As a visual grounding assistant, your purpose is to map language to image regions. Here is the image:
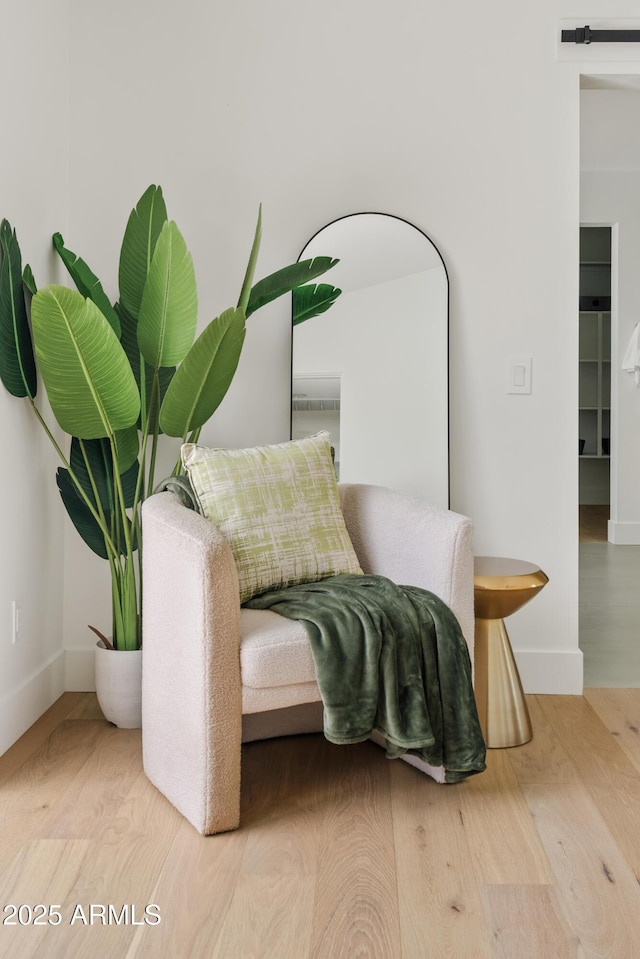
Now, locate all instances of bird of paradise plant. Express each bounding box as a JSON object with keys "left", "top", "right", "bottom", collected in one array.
[{"left": 0, "top": 185, "right": 340, "bottom": 651}]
